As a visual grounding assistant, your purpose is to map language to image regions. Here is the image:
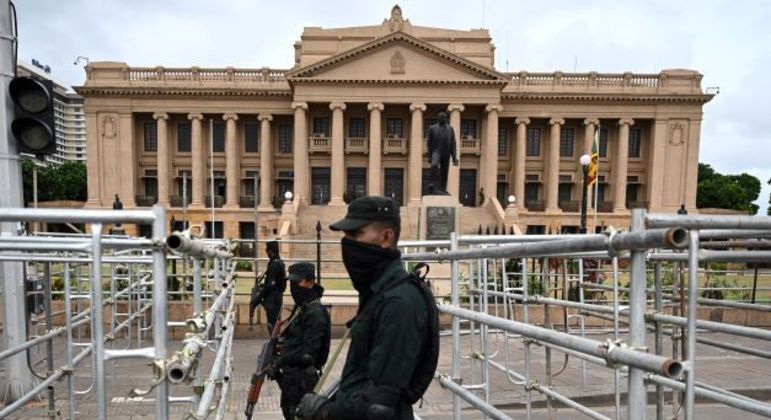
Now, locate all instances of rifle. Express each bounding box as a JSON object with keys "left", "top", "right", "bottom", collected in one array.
[
  {"left": 244, "top": 319, "right": 283, "bottom": 419},
  {"left": 248, "top": 270, "right": 268, "bottom": 329}
]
